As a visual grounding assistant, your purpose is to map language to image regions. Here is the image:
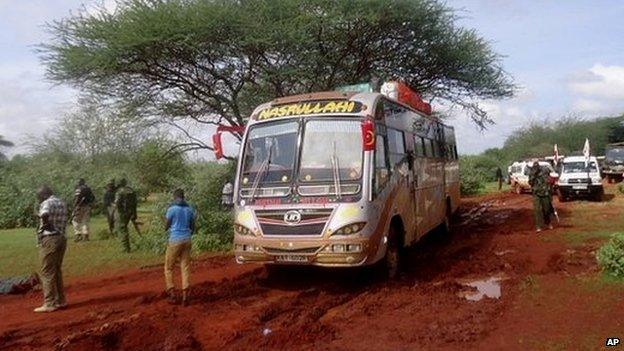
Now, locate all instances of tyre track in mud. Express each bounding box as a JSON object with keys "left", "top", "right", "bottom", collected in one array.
[{"left": 1, "top": 192, "right": 578, "bottom": 350}]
